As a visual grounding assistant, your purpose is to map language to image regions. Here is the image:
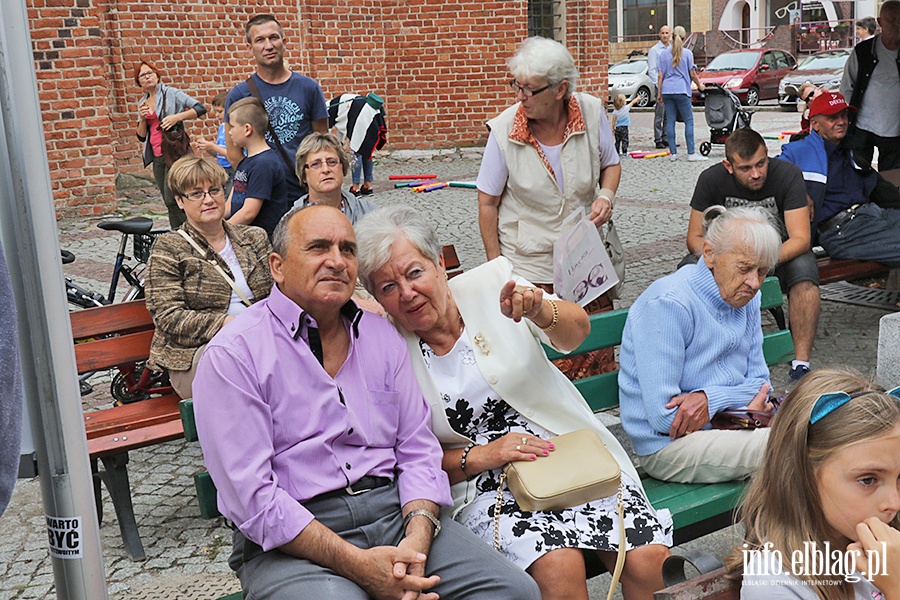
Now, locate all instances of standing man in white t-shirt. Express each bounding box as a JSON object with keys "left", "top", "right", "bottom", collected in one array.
[
  {"left": 647, "top": 26, "right": 671, "bottom": 149},
  {"left": 840, "top": 0, "right": 900, "bottom": 172}
]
